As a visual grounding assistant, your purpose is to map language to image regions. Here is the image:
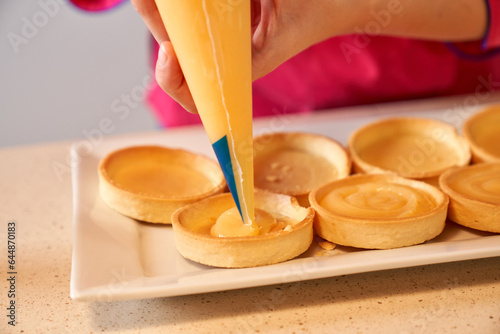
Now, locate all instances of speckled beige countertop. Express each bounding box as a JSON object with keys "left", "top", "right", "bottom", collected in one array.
[{"left": 1, "top": 97, "right": 500, "bottom": 334}]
